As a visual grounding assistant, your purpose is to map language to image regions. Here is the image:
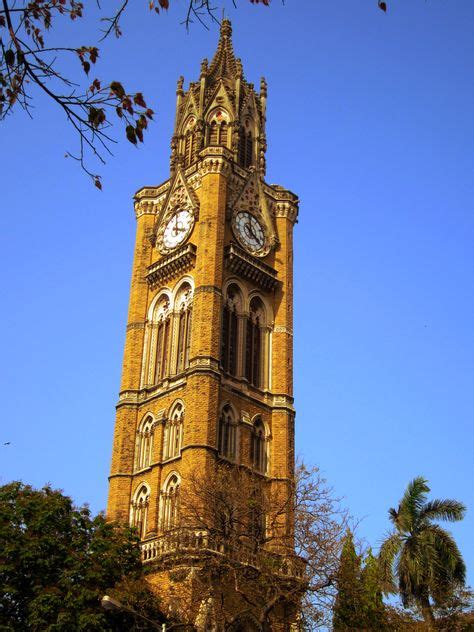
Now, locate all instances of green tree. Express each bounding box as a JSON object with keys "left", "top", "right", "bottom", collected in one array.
[
  {"left": 0, "top": 481, "right": 164, "bottom": 631},
  {"left": 332, "top": 530, "right": 366, "bottom": 630},
  {"left": 361, "top": 549, "right": 387, "bottom": 630},
  {"left": 379, "top": 476, "right": 466, "bottom": 629}
]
